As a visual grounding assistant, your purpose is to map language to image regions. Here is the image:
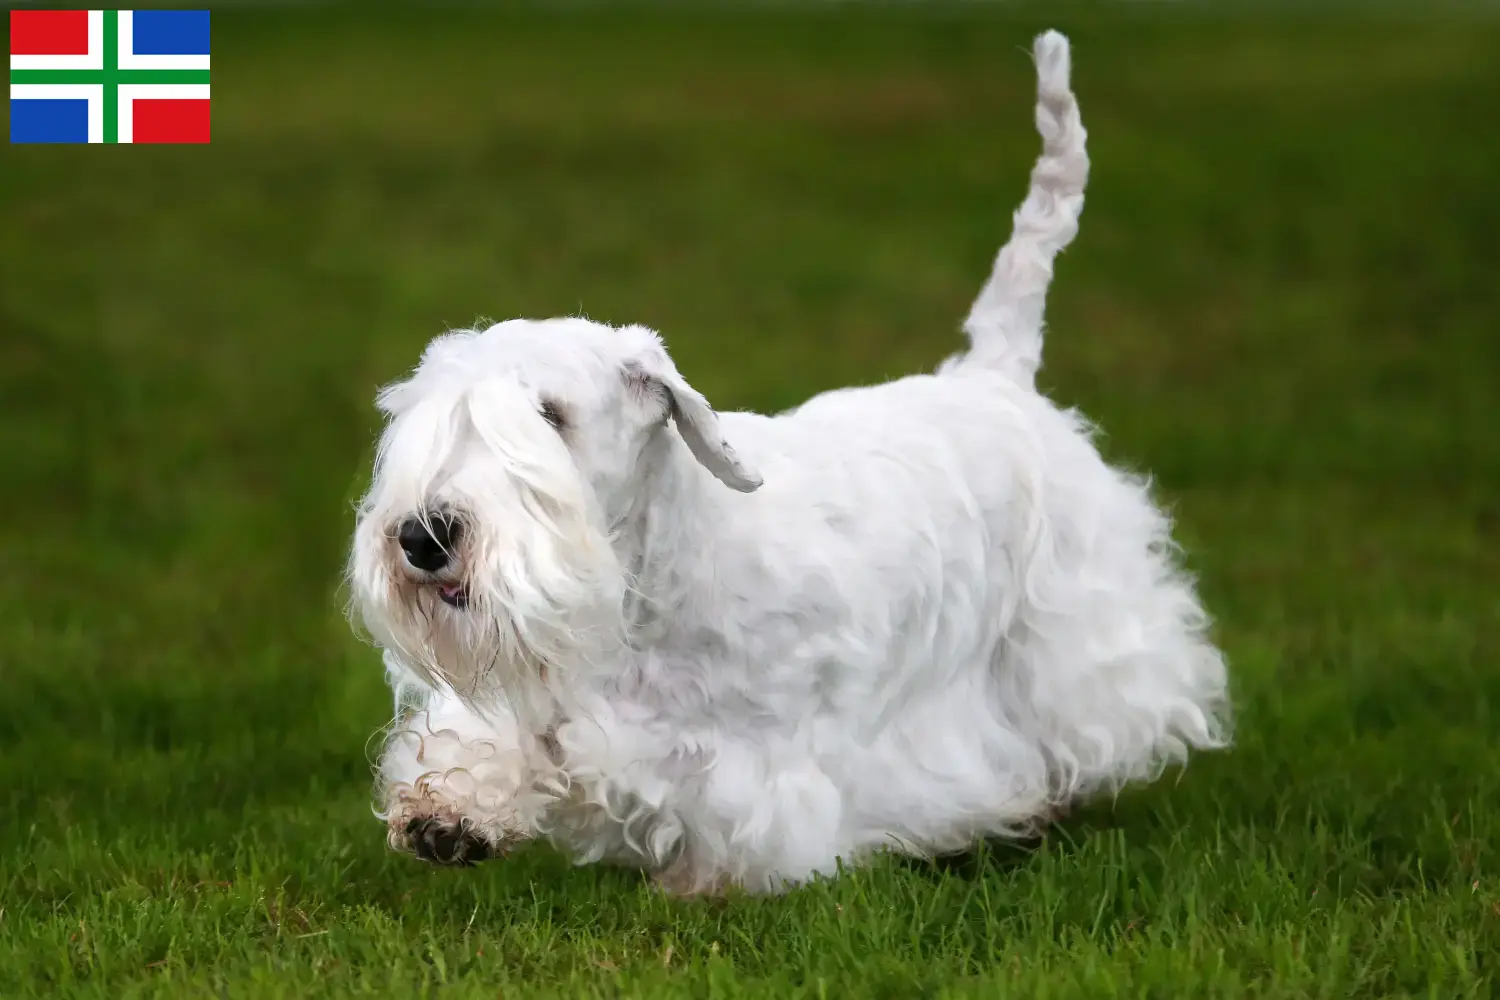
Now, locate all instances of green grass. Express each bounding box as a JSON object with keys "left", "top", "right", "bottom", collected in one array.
[{"left": 3, "top": 4, "right": 1498, "bottom": 996}]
